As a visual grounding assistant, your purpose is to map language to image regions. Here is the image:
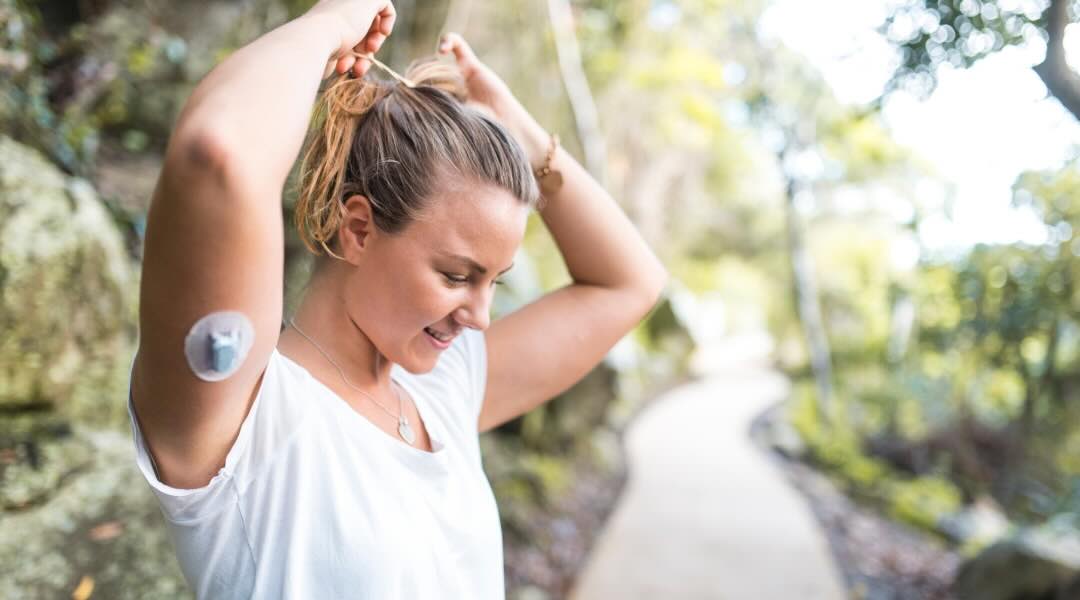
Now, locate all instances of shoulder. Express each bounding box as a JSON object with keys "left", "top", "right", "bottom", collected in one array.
[
  {"left": 441, "top": 327, "right": 487, "bottom": 386},
  {"left": 127, "top": 348, "right": 316, "bottom": 518},
  {"left": 397, "top": 328, "right": 487, "bottom": 424}
]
